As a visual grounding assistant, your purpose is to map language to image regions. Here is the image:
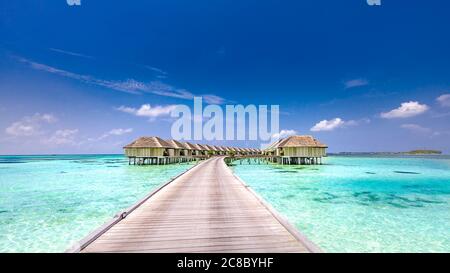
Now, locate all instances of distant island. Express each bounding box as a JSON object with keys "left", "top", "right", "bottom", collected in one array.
[
  {"left": 403, "top": 150, "right": 442, "bottom": 155},
  {"left": 330, "top": 150, "right": 442, "bottom": 156}
]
